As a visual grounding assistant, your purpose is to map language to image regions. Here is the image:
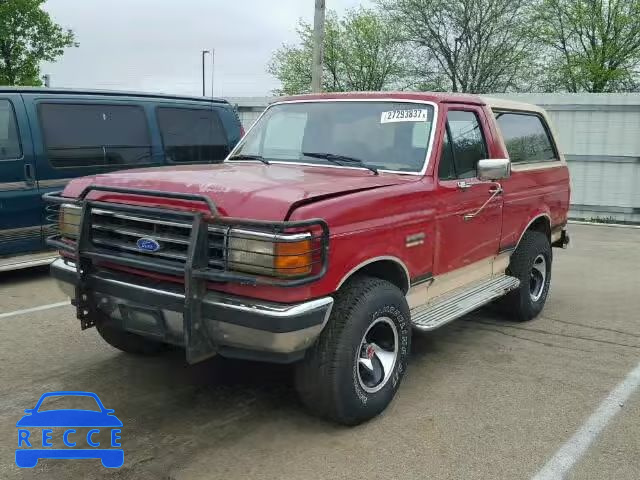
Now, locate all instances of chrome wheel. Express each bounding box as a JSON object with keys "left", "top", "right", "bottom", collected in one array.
[
  {"left": 529, "top": 254, "right": 547, "bottom": 302},
  {"left": 356, "top": 317, "right": 399, "bottom": 394}
]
